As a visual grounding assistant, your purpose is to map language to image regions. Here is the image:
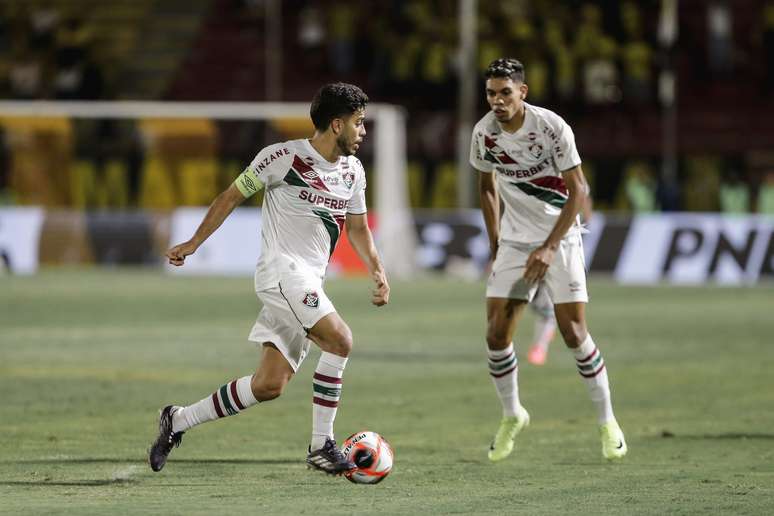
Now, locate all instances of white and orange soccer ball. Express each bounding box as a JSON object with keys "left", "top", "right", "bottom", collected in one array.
[{"left": 342, "top": 431, "right": 393, "bottom": 484}]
